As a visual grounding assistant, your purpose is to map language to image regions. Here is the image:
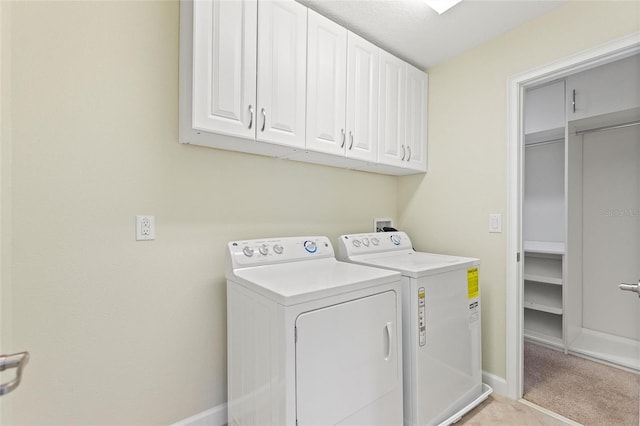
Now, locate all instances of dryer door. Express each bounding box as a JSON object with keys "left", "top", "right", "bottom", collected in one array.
[{"left": 295, "top": 290, "right": 400, "bottom": 425}]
